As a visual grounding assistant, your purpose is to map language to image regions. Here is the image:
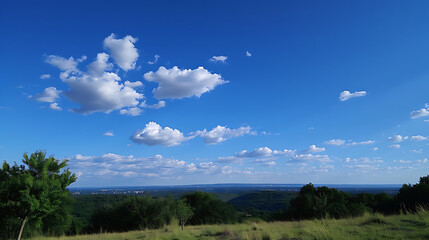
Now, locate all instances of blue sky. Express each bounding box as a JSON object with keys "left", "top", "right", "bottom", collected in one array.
[{"left": 1, "top": 0, "right": 429, "bottom": 187}]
